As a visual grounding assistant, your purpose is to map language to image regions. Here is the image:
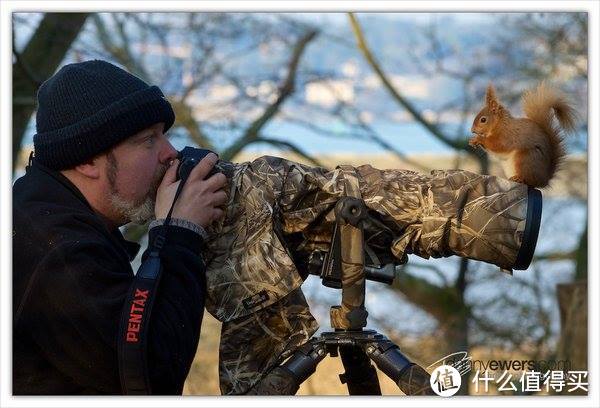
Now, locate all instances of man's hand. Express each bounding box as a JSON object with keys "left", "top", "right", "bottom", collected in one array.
[{"left": 155, "top": 153, "right": 228, "bottom": 228}]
